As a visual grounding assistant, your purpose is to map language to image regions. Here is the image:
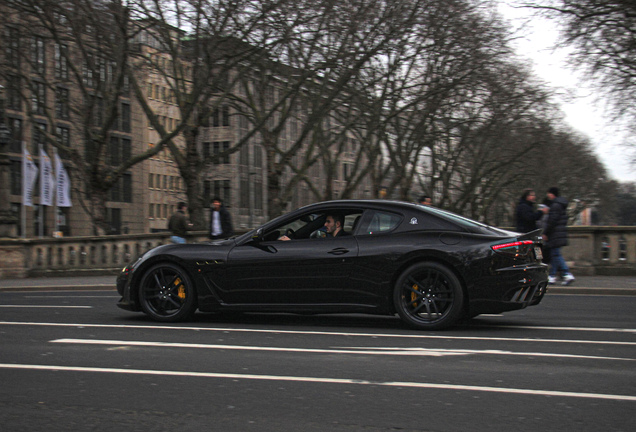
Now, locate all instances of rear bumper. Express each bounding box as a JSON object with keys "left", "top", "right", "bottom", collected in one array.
[{"left": 469, "top": 262, "right": 548, "bottom": 315}]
